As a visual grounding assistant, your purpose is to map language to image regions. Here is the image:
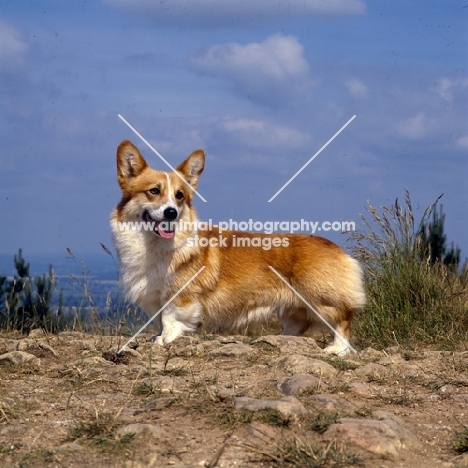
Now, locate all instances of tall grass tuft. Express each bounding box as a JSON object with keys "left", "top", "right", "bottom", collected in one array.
[{"left": 349, "top": 190, "right": 468, "bottom": 350}]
